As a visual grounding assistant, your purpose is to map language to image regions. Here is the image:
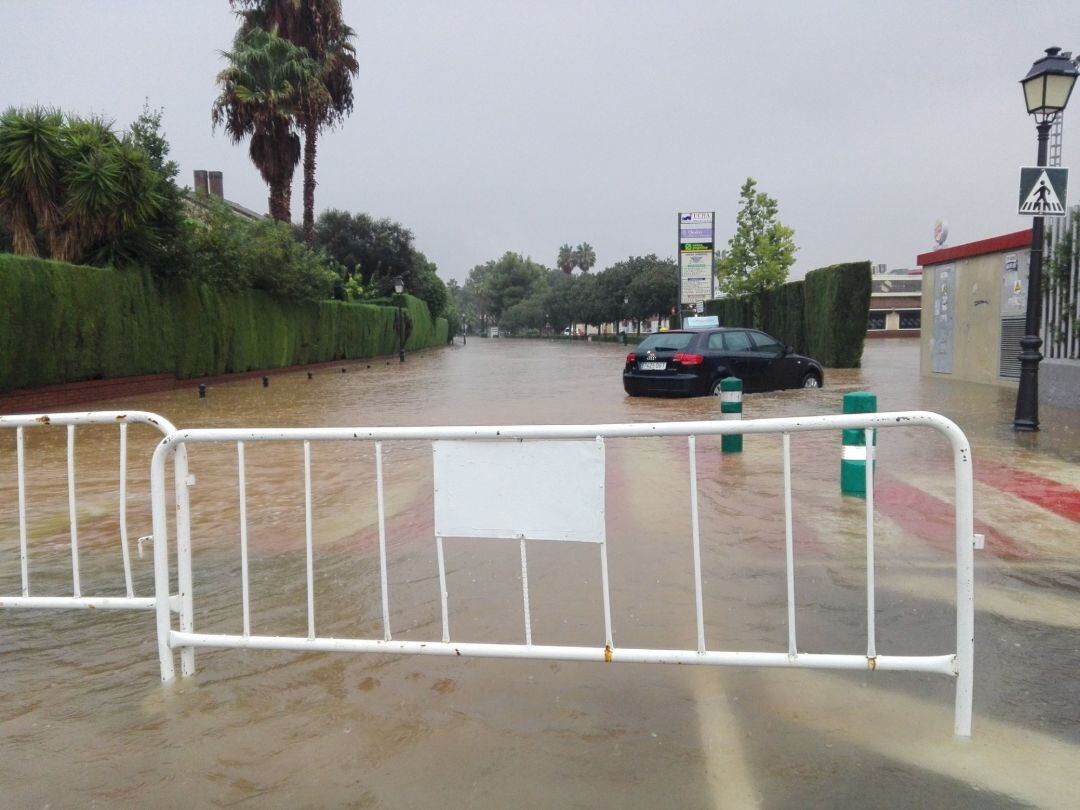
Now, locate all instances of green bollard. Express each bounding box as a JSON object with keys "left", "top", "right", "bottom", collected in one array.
[
  {"left": 720, "top": 377, "right": 743, "bottom": 454},
  {"left": 841, "top": 391, "right": 877, "bottom": 497}
]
